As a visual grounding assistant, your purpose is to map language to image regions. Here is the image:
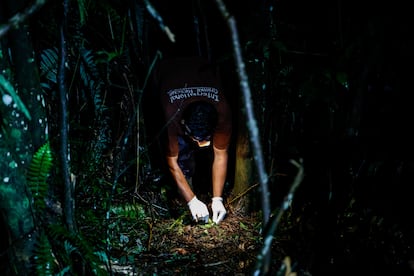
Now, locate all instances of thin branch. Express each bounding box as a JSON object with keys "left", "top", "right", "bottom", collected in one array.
[
  {"left": 203, "top": 260, "right": 230, "bottom": 267},
  {"left": 228, "top": 171, "right": 289, "bottom": 205},
  {"left": 227, "top": 183, "right": 259, "bottom": 205},
  {"left": 143, "top": 0, "right": 175, "bottom": 43},
  {"left": 253, "top": 159, "right": 304, "bottom": 276},
  {"left": 213, "top": 0, "right": 271, "bottom": 225},
  {"left": 0, "top": 0, "right": 47, "bottom": 39}
]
